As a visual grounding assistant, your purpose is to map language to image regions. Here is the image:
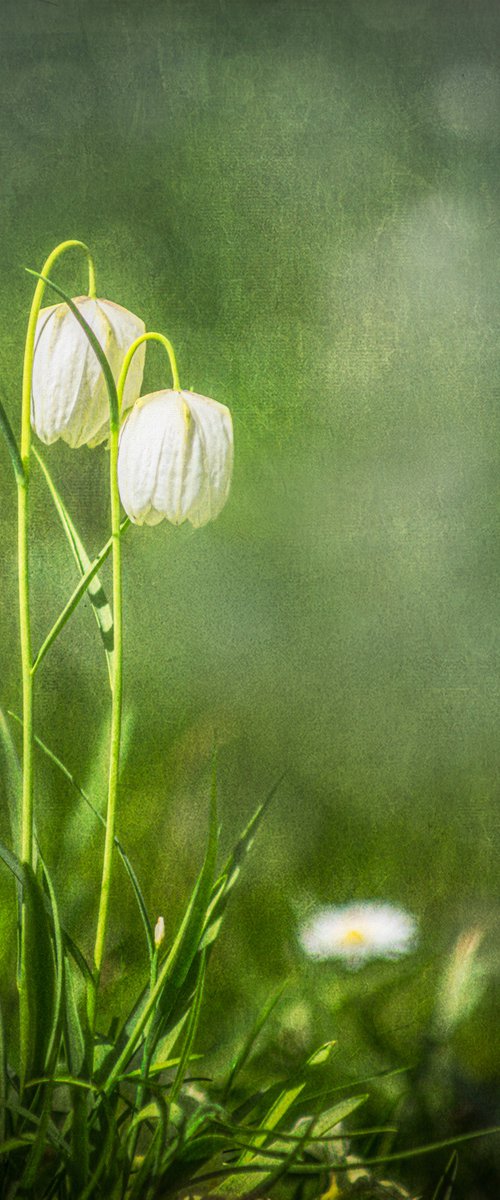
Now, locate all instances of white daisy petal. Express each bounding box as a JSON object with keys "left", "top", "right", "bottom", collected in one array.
[{"left": 299, "top": 901, "right": 417, "bottom": 967}]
